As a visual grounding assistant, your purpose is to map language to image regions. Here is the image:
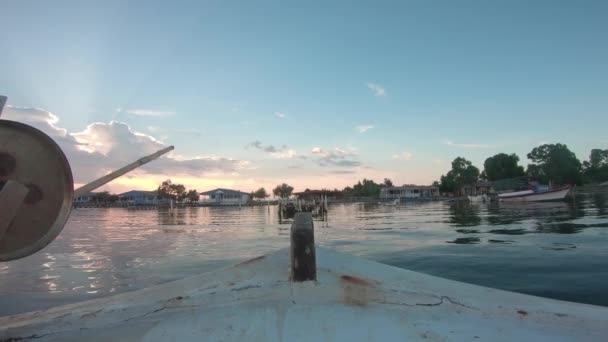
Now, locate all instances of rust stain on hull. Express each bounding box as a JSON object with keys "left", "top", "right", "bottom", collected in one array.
[
  {"left": 340, "top": 274, "right": 379, "bottom": 307},
  {"left": 340, "top": 275, "right": 378, "bottom": 286}
]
